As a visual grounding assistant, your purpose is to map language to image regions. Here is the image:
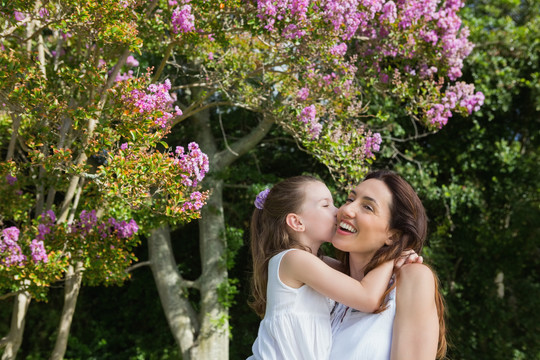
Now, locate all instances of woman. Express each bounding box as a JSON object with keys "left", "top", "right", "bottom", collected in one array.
[{"left": 329, "top": 170, "right": 446, "bottom": 360}]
